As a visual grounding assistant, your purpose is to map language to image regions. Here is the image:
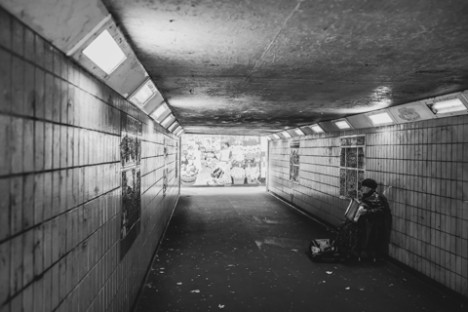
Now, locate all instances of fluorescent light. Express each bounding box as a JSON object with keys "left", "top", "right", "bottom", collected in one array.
[
  {"left": 168, "top": 122, "right": 179, "bottom": 132},
  {"left": 334, "top": 120, "right": 351, "bottom": 130},
  {"left": 368, "top": 112, "right": 394, "bottom": 125},
  {"left": 294, "top": 129, "right": 304, "bottom": 136},
  {"left": 82, "top": 30, "right": 127, "bottom": 74},
  {"left": 161, "top": 114, "right": 175, "bottom": 128},
  {"left": 174, "top": 126, "right": 182, "bottom": 133},
  {"left": 273, "top": 134, "right": 280, "bottom": 140},
  {"left": 151, "top": 104, "right": 169, "bottom": 121},
  {"left": 282, "top": 131, "right": 291, "bottom": 138},
  {"left": 310, "top": 124, "right": 324, "bottom": 133},
  {"left": 430, "top": 98, "right": 467, "bottom": 115},
  {"left": 129, "top": 80, "right": 157, "bottom": 107}
]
